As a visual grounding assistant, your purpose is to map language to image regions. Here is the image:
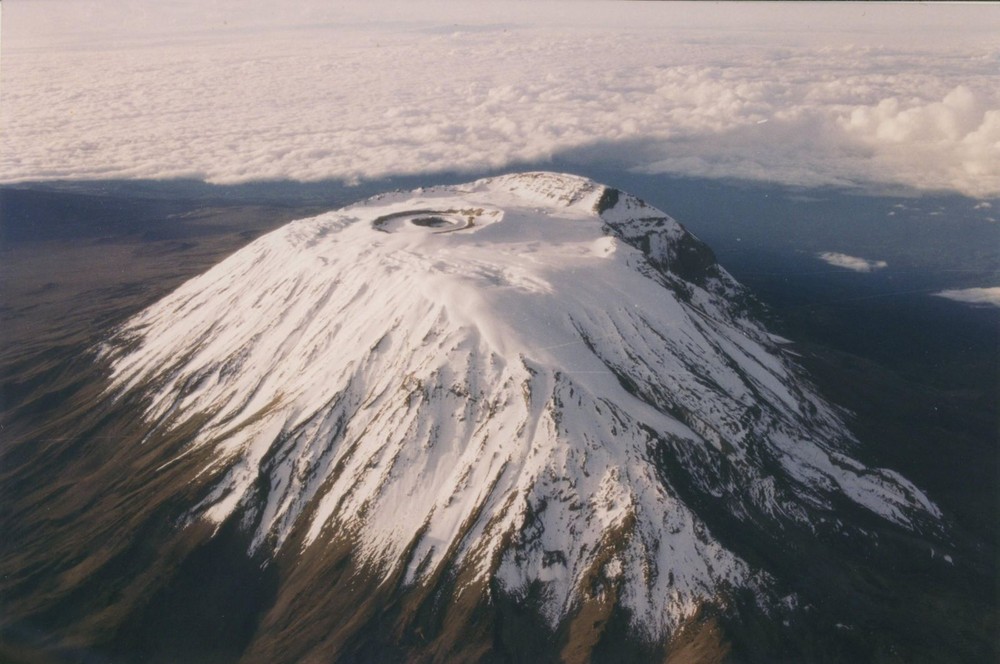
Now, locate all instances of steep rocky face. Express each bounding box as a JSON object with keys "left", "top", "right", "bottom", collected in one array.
[{"left": 1, "top": 172, "right": 965, "bottom": 663}]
